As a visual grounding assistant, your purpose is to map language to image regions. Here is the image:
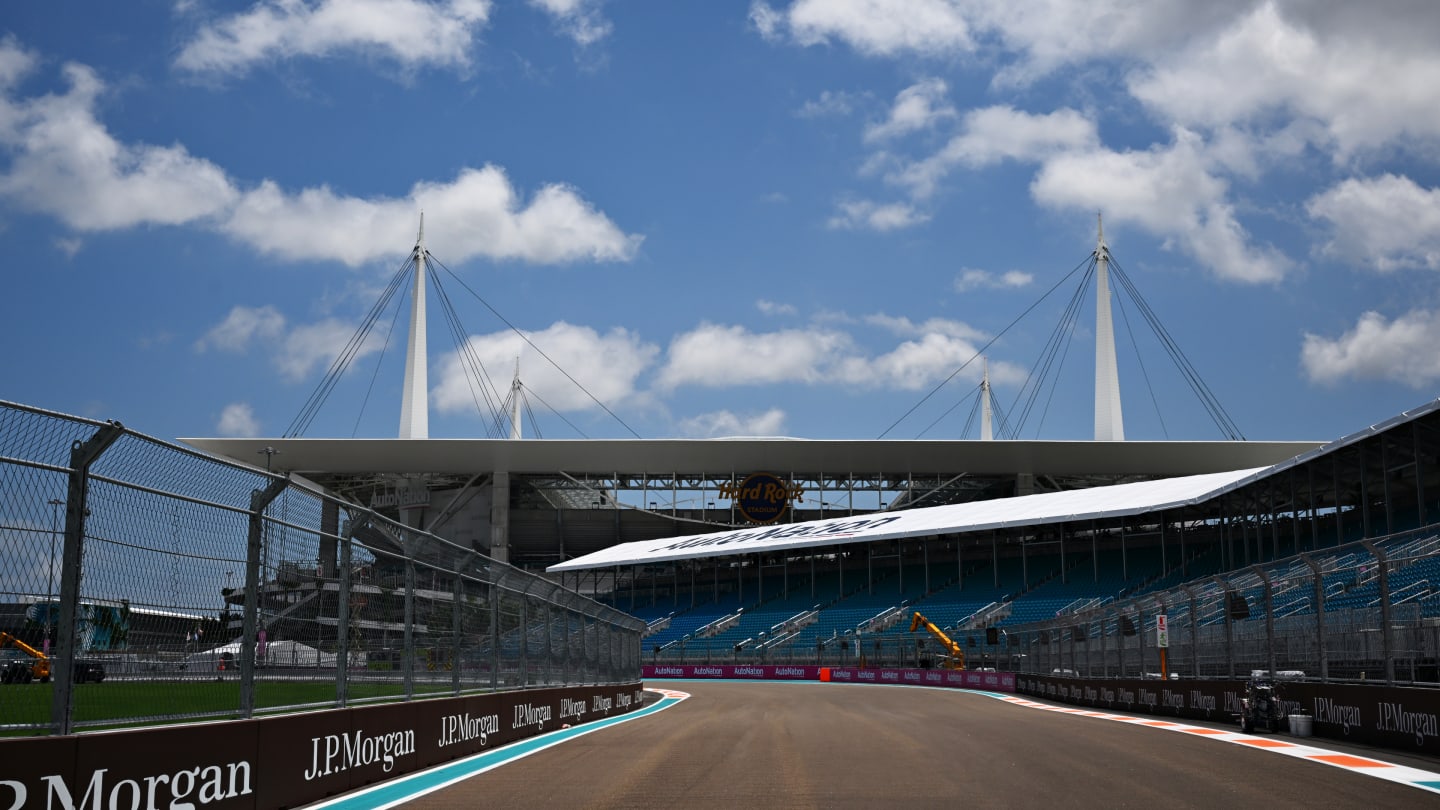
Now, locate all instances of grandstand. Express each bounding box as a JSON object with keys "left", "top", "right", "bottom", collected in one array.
[{"left": 559, "top": 398, "right": 1440, "bottom": 682}]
